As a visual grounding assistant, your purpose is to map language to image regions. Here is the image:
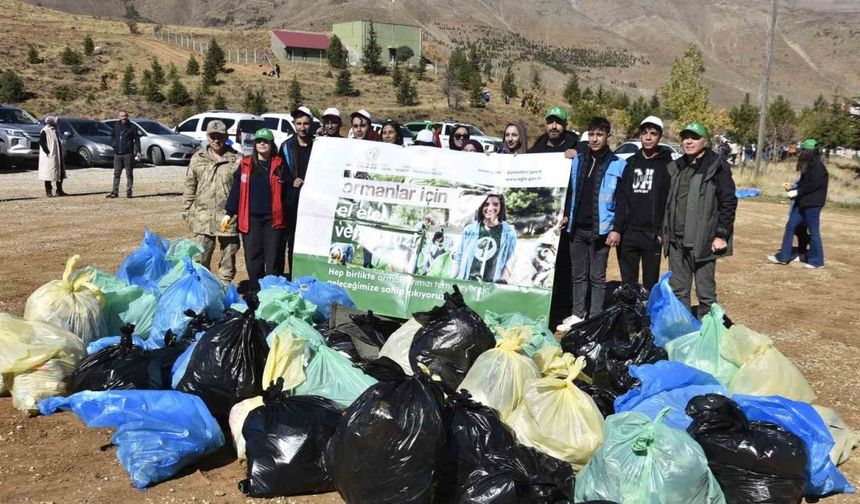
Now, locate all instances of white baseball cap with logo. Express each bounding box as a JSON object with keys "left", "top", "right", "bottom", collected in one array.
[
  {"left": 350, "top": 109, "right": 372, "bottom": 124},
  {"left": 322, "top": 107, "right": 341, "bottom": 119},
  {"left": 640, "top": 115, "right": 664, "bottom": 131}
]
